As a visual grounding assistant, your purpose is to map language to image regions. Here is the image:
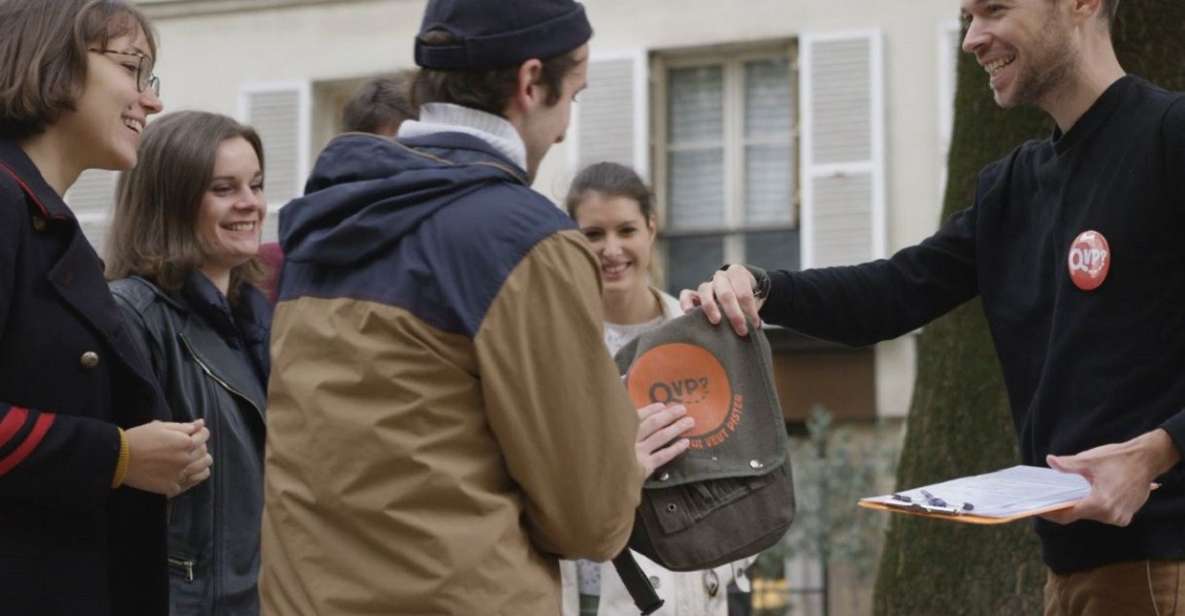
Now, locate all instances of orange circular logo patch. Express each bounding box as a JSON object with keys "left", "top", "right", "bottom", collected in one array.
[
  {"left": 1068, "top": 230, "right": 1110, "bottom": 291},
  {"left": 626, "top": 343, "right": 733, "bottom": 444}
]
